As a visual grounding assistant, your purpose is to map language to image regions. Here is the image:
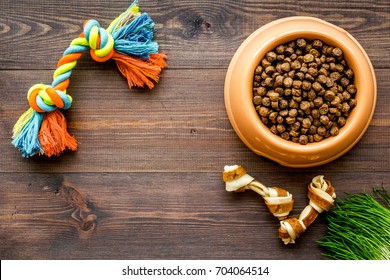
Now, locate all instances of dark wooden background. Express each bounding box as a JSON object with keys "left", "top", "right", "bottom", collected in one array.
[{"left": 0, "top": 0, "right": 389, "bottom": 260}]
